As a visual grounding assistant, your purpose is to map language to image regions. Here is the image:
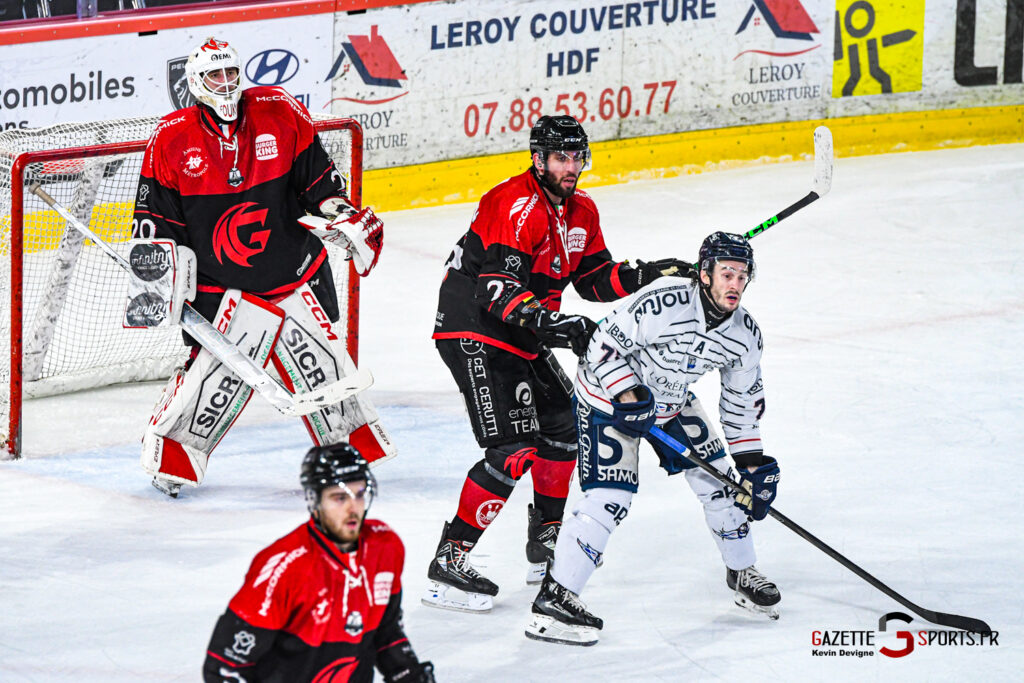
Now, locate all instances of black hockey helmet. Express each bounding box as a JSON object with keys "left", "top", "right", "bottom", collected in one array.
[
  {"left": 530, "top": 115, "right": 591, "bottom": 169},
  {"left": 698, "top": 231, "right": 755, "bottom": 280},
  {"left": 300, "top": 442, "right": 376, "bottom": 516}
]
